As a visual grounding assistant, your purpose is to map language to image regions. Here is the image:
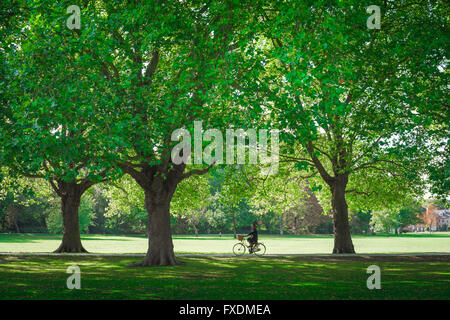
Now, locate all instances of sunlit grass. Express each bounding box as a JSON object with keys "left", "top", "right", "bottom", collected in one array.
[
  {"left": 1, "top": 233, "right": 449, "bottom": 254},
  {"left": 0, "top": 255, "right": 448, "bottom": 299}
]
